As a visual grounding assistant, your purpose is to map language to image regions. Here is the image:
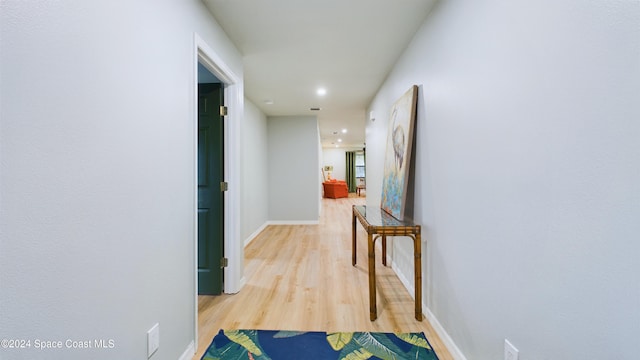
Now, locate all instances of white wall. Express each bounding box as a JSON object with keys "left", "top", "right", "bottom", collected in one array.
[
  {"left": 317, "top": 126, "right": 324, "bottom": 215},
  {"left": 0, "top": 1, "right": 242, "bottom": 359},
  {"left": 242, "top": 99, "right": 269, "bottom": 242},
  {"left": 367, "top": 1, "right": 640, "bottom": 359},
  {"left": 267, "top": 116, "right": 320, "bottom": 222},
  {"left": 321, "top": 147, "right": 361, "bottom": 181}
]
